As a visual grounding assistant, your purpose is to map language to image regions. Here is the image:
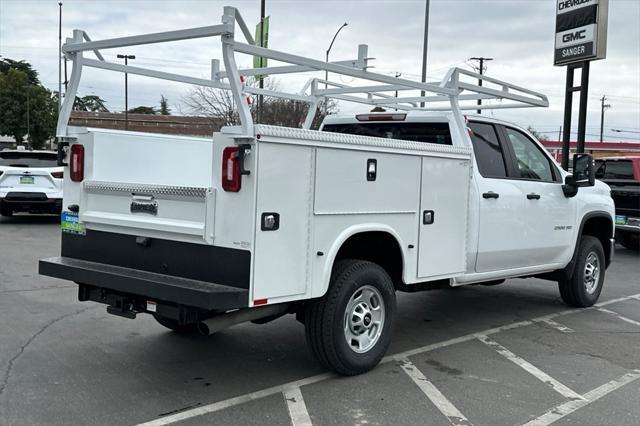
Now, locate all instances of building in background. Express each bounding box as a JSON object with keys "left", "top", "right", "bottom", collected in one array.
[
  {"left": 69, "top": 111, "right": 222, "bottom": 137},
  {"left": 542, "top": 140, "right": 640, "bottom": 162}
]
